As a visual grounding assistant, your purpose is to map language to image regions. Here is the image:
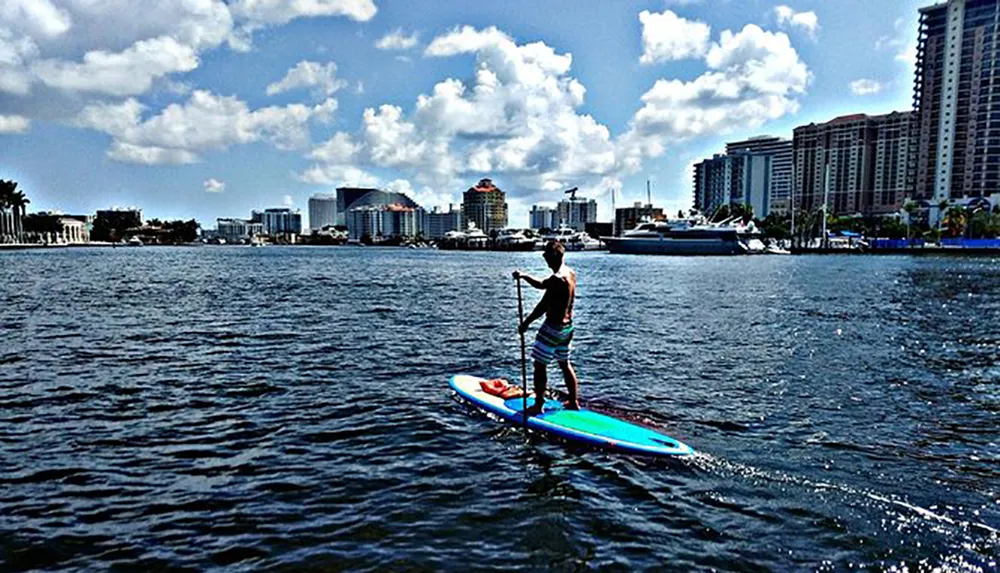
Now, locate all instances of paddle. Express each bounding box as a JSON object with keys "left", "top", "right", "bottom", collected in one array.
[{"left": 515, "top": 275, "right": 528, "bottom": 433}]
